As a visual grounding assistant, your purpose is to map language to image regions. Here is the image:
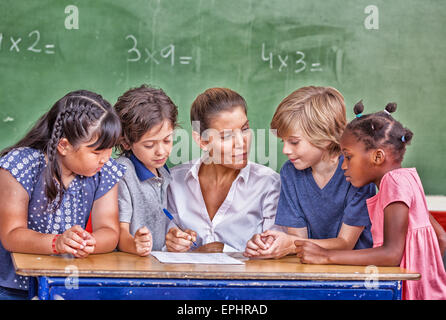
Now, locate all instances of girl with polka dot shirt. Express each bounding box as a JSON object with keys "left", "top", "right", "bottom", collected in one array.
[{"left": 0, "top": 90, "right": 126, "bottom": 299}]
